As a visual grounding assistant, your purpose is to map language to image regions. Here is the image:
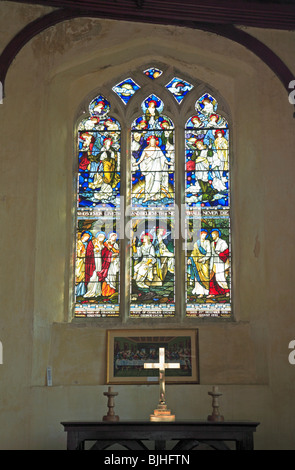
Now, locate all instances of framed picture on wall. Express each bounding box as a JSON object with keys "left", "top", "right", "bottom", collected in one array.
[{"left": 106, "top": 329, "right": 199, "bottom": 384}]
